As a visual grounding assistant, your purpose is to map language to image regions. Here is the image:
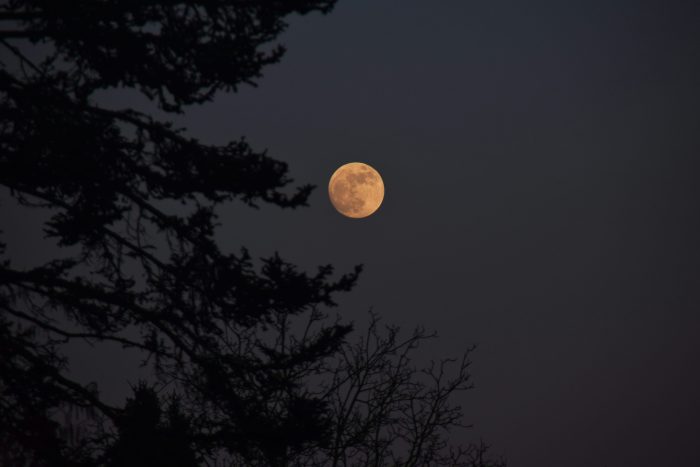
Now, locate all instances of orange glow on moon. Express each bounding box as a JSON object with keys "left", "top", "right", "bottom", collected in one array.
[{"left": 328, "top": 162, "right": 384, "bottom": 218}]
